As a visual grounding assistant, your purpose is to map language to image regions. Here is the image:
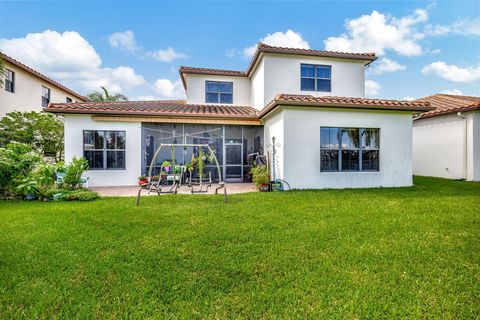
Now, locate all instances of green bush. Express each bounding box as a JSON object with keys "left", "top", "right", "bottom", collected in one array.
[
  {"left": 0, "top": 143, "right": 41, "bottom": 197},
  {"left": 58, "top": 189, "right": 99, "bottom": 201},
  {"left": 62, "top": 157, "right": 89, "bottom": 190},
  {"left": 250, "top": 165, "right": 270, "bottom": 189}
]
